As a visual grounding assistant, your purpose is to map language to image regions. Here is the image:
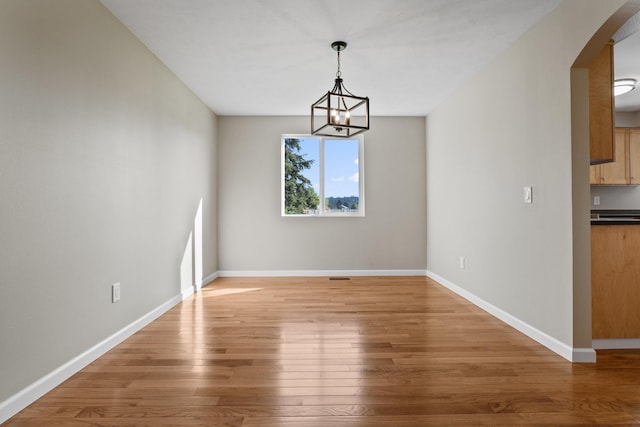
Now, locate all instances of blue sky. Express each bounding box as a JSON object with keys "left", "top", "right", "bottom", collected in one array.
[{"left": 297, "top": 137, "right": 359, "bottom": 198}]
